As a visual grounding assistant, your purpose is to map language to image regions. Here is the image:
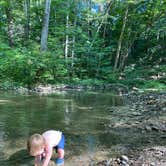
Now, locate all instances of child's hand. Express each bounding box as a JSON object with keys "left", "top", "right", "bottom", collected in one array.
[{"left": 35, "top": 161, "right": 43, "bottom": 166}]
